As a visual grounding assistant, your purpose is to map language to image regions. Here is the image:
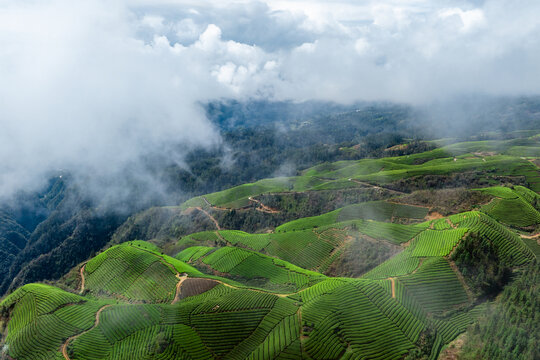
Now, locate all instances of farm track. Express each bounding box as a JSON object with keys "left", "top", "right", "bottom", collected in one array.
[
  {"left": 79, "top": 264, "right": 86, "bottom": 294},
  {"left": 248, "top": 196, "right": 281, "bottom": 213},
  {"left": 387, "top": 277, "right": 396, "bottom": 298},
  {"left": 211, "top": 278, "right": 296, "bottom": 298},
  {"left": 411, "top": 258, "right": 425, "bottom": 275},
  {"left": 520, "top": 232, "right": 540, "bottom": 239},
  {"left": 446, "top": 219, "right": 457, "bottom": 229},
  {"left": 202, "top": 197, "right": 230, "bottom": 211},
  {"left": 194, "top": 206, "right": 221, "bottom": 230},
  {"left": 347, "top": 179, "right": 406, "bottom": 194},
  {"left": 215, "top": 231, "right": 234, "bottom": 246},
  {"left": 61, "top": 304, "right": 112, "bottom": 360}
]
